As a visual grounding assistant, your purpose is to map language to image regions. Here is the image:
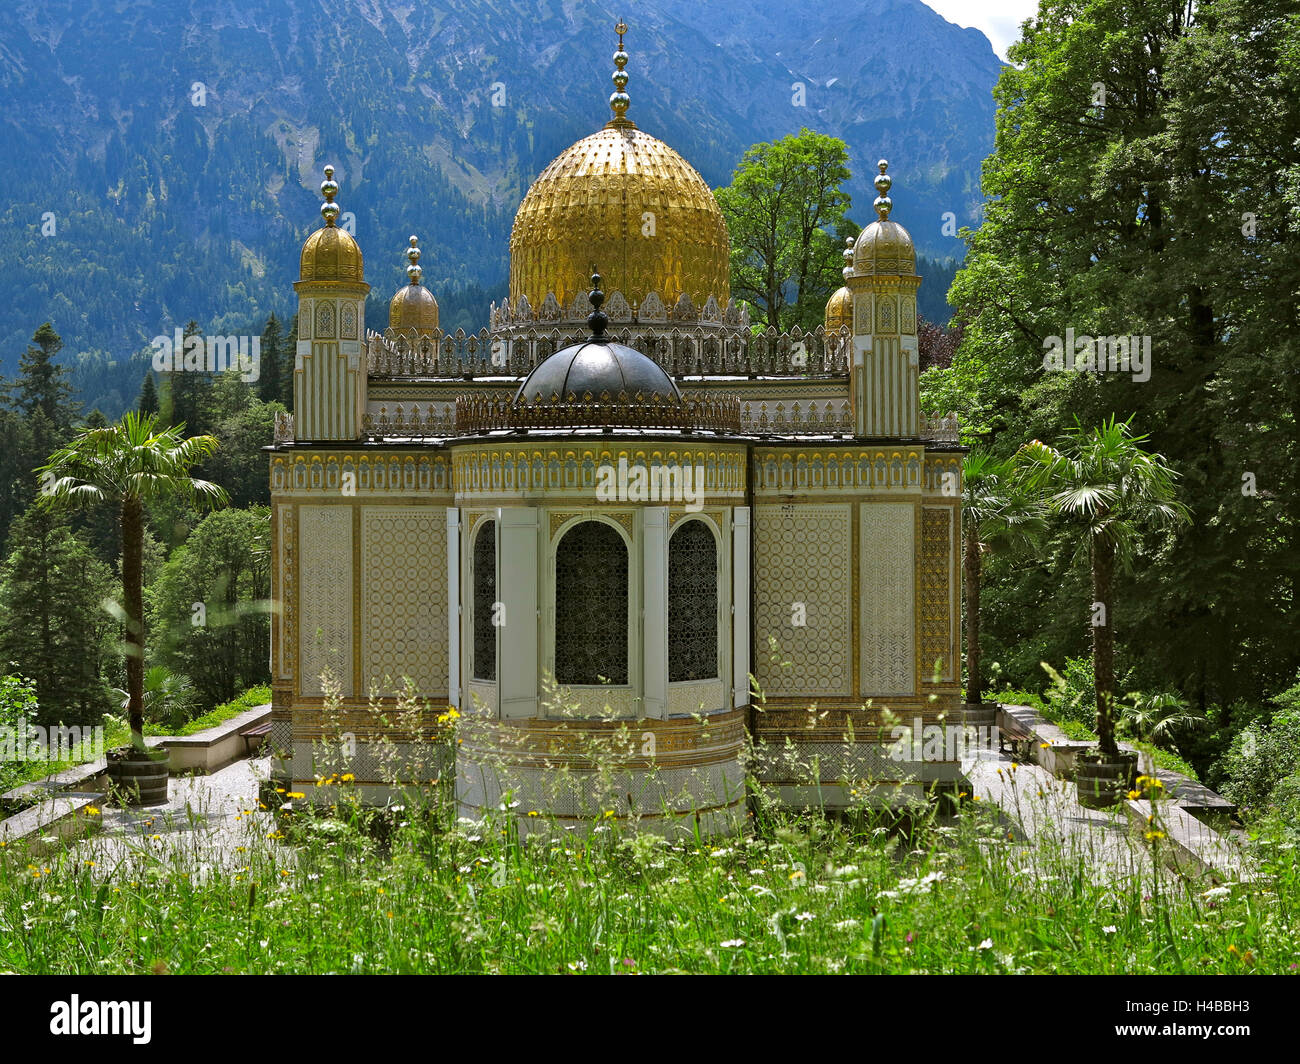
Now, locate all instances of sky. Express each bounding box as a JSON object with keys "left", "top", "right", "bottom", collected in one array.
[{"left": 921, "top": 0, "right": 1043, "bottom": 61}]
